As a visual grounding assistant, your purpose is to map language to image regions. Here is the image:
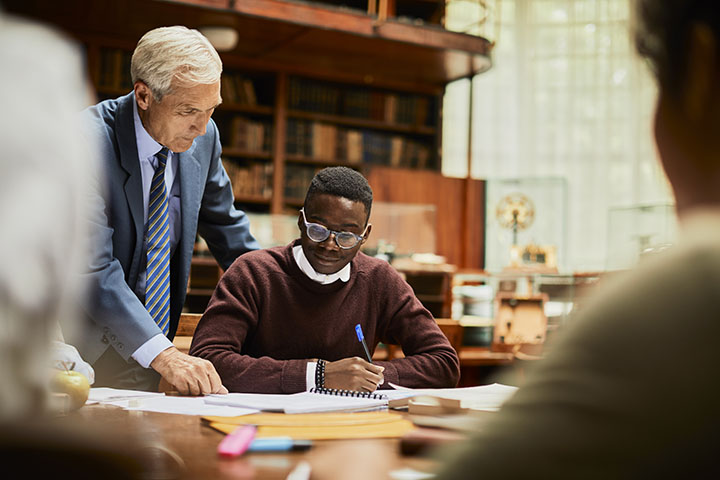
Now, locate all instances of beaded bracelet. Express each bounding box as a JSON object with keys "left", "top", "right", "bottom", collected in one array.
[{"left": 315, "top": 359, "right": 326, "bottom": 389}]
